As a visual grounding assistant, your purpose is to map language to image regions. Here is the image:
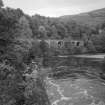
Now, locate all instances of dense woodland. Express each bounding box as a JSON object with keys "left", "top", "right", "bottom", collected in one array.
[{"left": 0, "top": 0, "right": 105, "bottom": 104}]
